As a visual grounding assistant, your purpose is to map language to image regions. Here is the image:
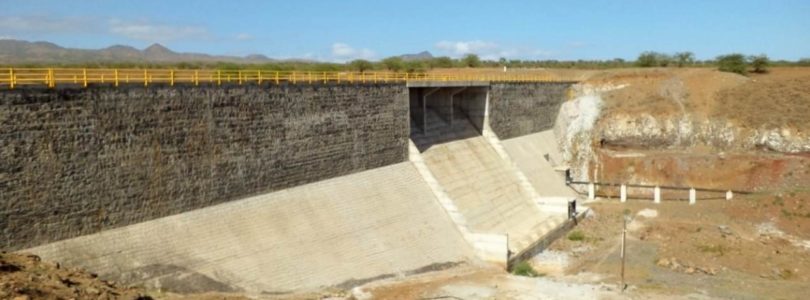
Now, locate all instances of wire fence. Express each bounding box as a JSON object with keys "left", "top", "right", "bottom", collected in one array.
[{"left": 0, "top": 68, "right": 575, "bottom": 89}]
